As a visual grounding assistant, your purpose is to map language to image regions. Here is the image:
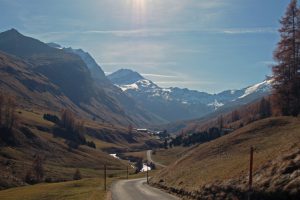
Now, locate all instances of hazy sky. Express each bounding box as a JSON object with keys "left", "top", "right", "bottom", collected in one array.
[{"left": 0, "top": 0, "right": 291, "bottom": 93}]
